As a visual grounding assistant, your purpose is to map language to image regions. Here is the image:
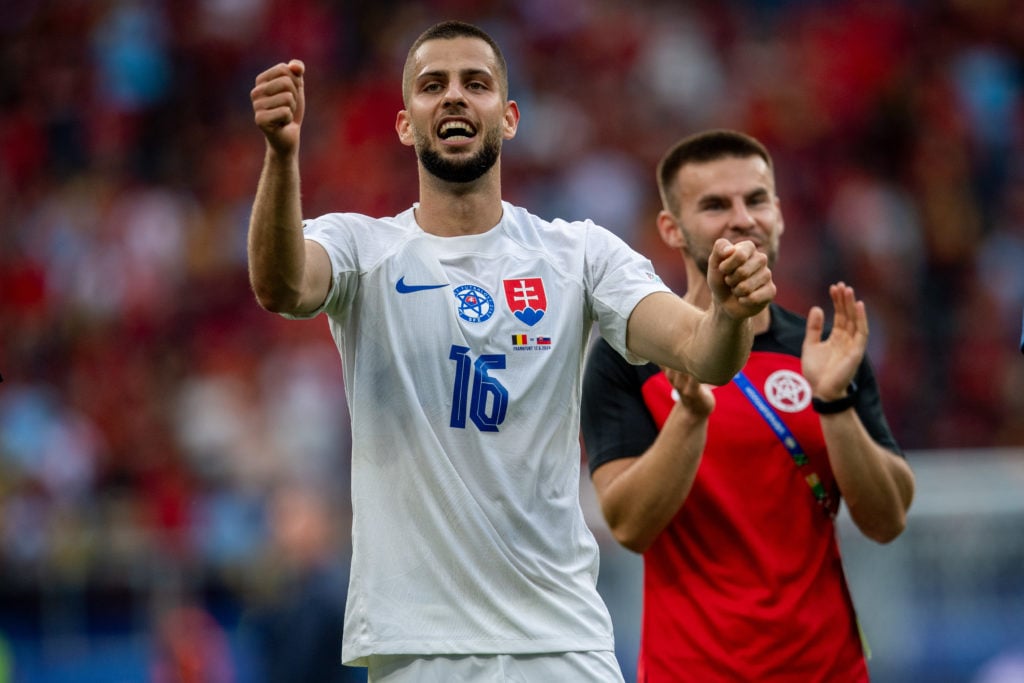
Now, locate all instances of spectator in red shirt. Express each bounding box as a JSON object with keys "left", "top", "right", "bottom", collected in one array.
[{"left": 582, "top": 129, "right": 915, "bottom": 682}]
